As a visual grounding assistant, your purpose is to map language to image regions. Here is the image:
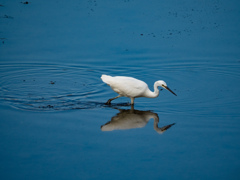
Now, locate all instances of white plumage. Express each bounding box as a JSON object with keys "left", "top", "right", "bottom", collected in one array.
[
  {"left": 101, "top": 74, "right": 176, "bottom": 105},
  {"left": 101, "top": 75, "right": 147, "bottom": 97}
]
